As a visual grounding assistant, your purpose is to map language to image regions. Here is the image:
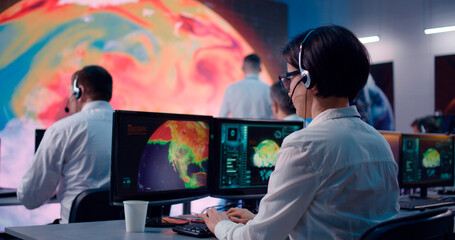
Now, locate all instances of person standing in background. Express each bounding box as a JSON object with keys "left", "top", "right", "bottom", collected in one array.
[
  {"left": 18, "top": 65, "right": 114, "bottom": 224},
  {"left": 219, "top": 54, "right": 273, "bottom": 119}
]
